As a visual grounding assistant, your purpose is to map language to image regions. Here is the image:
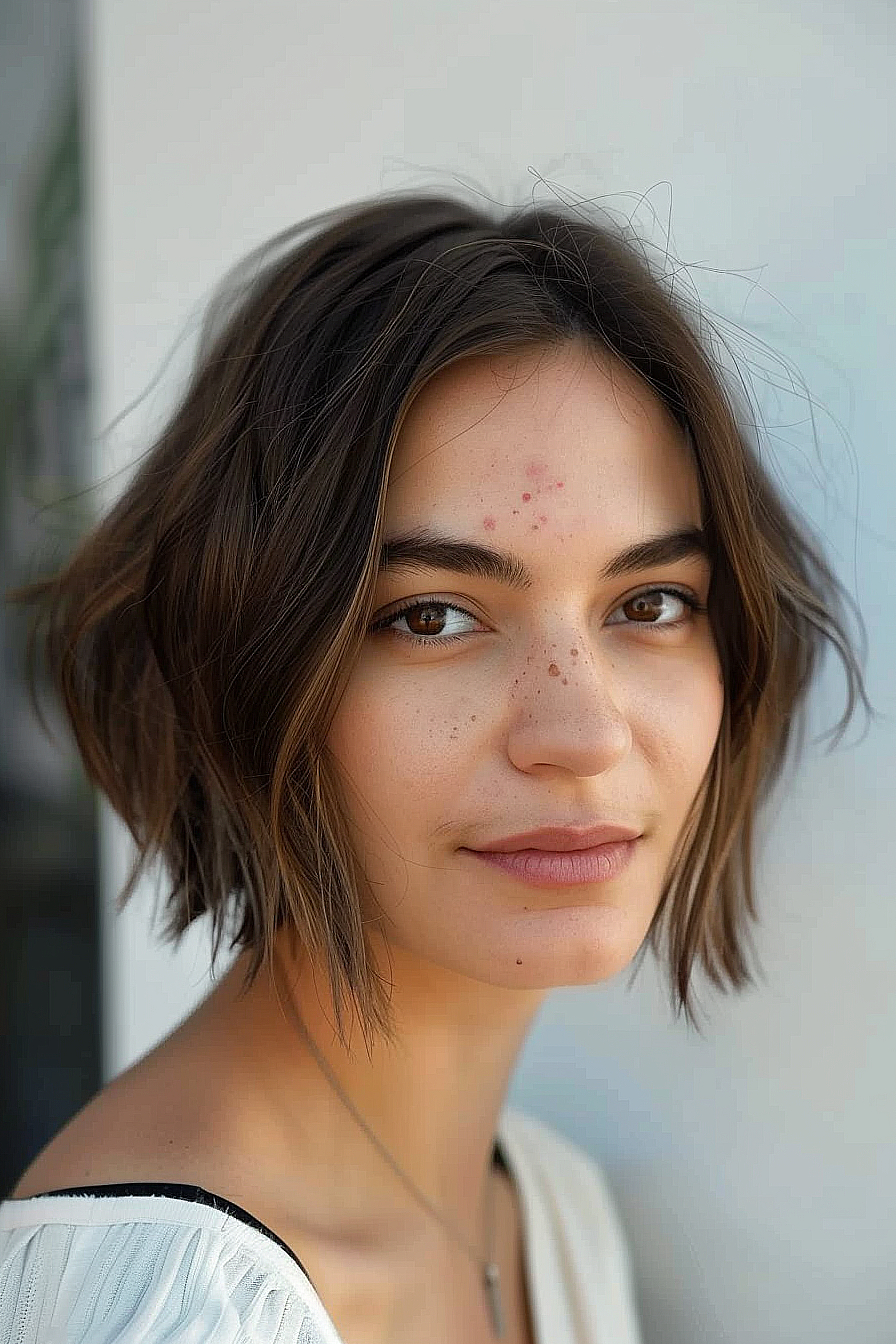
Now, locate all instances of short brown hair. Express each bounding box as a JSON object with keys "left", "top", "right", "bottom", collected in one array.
[{"left": 6, "top": 188, "right": 875, "bottom": 1053}]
